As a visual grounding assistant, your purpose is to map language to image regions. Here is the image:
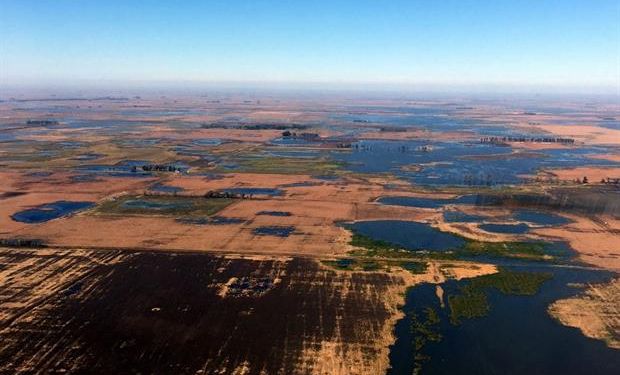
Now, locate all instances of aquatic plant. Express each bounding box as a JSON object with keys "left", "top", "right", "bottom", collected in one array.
[
  {"left": 448, "top": 269, "right": 552, "bottom": 324},
  {"left": 410, "top": 307, "right": 442, "bottom": 374}
]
